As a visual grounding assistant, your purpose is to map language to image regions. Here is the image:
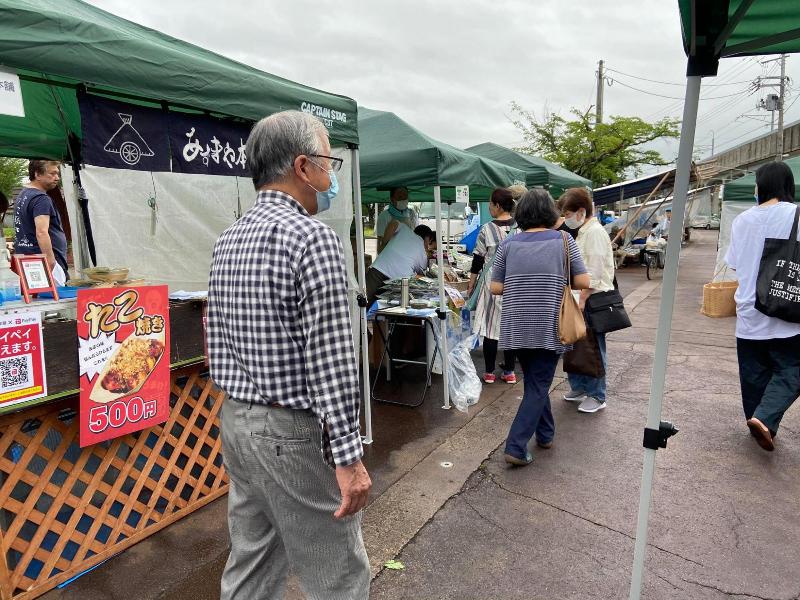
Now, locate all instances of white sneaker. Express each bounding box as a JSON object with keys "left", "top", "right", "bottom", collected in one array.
[
  {"left": 578, "top": 397, "right": 607, "bottom": 413},
  {"left": 563, "top": 390, "right": 587, "bottom": 402}
]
